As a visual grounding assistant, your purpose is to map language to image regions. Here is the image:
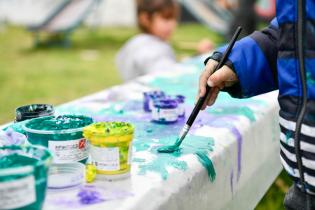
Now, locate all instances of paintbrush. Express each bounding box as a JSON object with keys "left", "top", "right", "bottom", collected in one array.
[{"left": 158, "top": 26, "right": 242, "bottom": 153}]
